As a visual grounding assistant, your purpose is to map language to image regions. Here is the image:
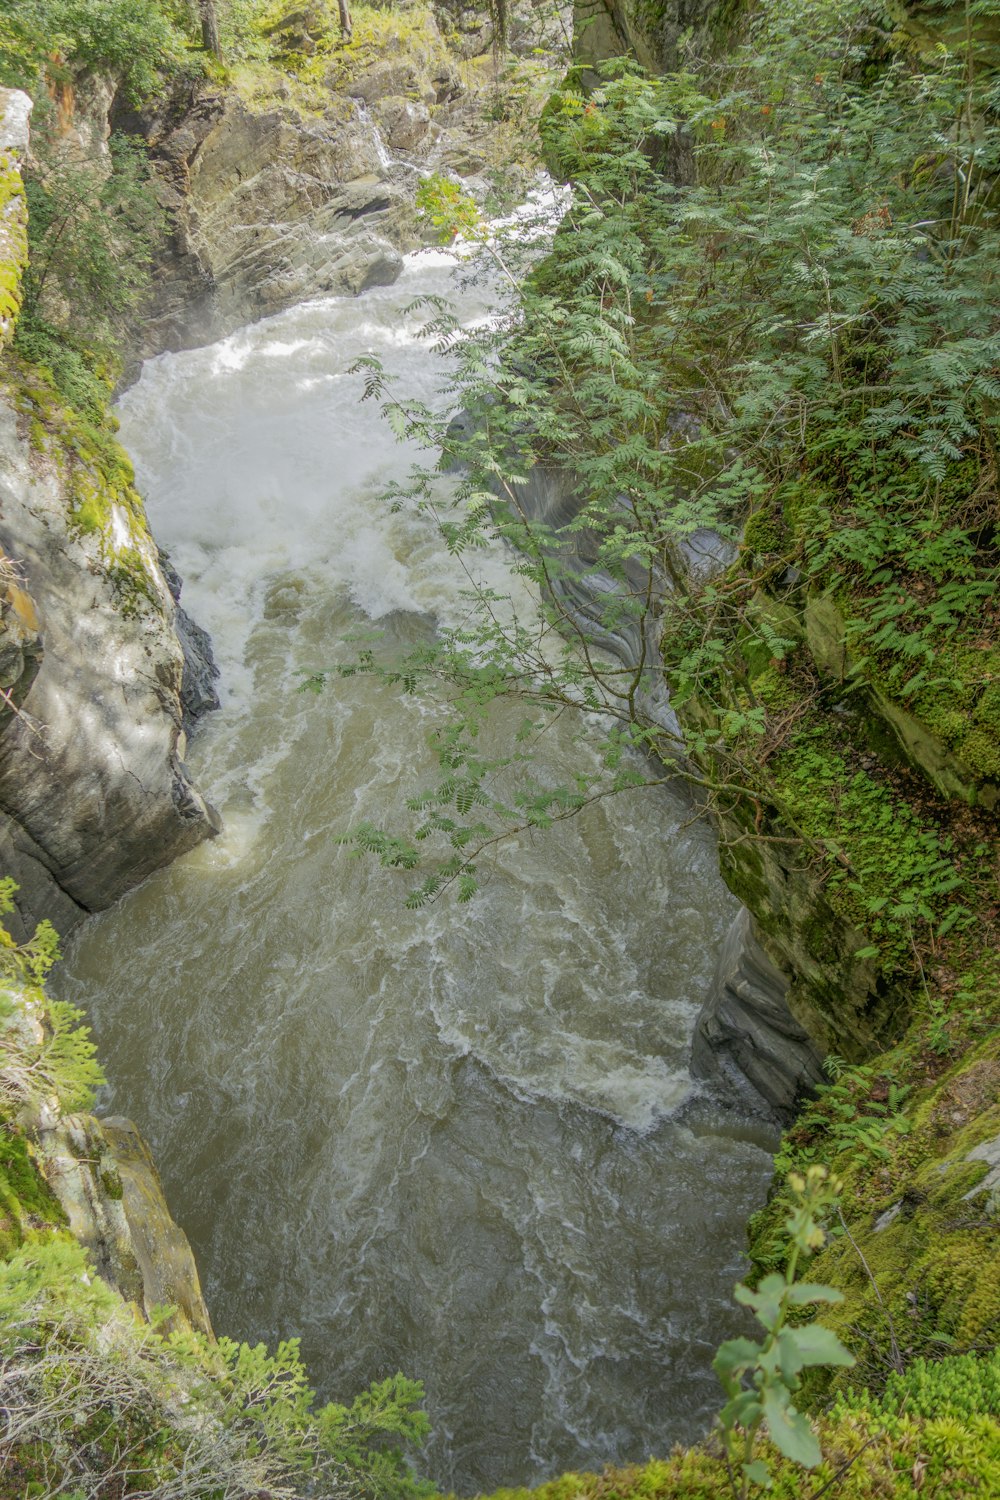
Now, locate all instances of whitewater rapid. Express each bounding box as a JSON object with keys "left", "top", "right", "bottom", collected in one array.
[{"left": 54, "top": 235, "right": 774, "bottom": 1492}]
